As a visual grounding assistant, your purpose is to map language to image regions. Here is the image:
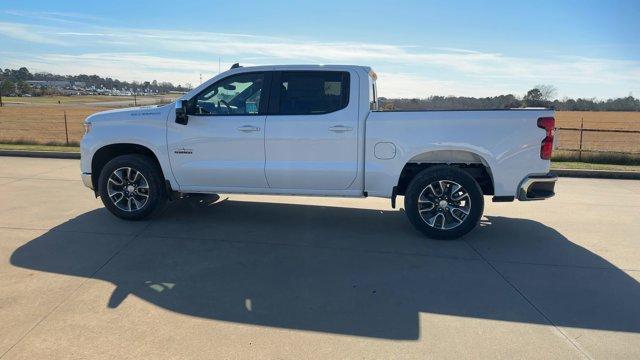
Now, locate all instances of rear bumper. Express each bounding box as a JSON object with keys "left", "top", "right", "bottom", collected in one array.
[
  {"left": 518, "top": 173, "right": 557, "bottom": 201},
  {"left": 81, "top": 172, "right": 93, "bottom": 190}
]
